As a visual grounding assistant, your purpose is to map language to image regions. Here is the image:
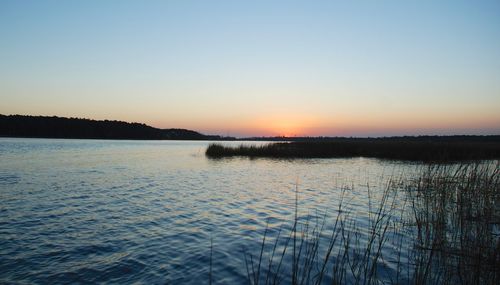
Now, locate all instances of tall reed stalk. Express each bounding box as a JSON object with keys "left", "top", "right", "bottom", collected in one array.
[
  {"left": 215, "top": 162, "right": 499, "bottom": 284},
  {"left": 406, "top": 163, "right": 500, "bottom": 284}
]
